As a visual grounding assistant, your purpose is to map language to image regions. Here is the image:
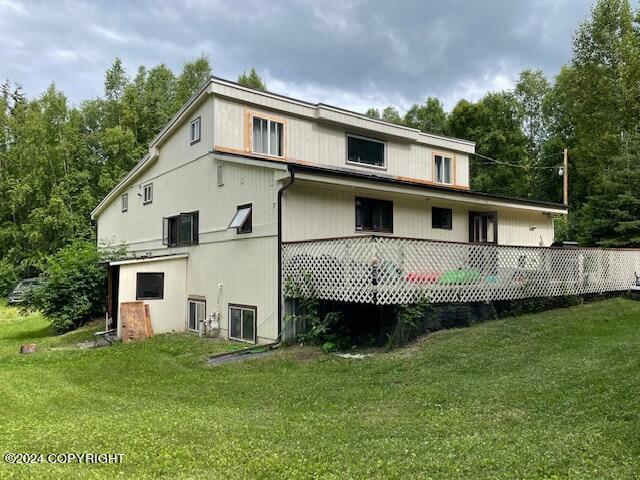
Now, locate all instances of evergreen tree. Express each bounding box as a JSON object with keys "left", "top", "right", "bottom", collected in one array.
[
  {"left": 578, "top": 133, "right": 640, "bottom": 246},
  {"left": 237, "top": 68, "right": 267, "bottom": 91}
]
